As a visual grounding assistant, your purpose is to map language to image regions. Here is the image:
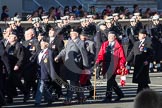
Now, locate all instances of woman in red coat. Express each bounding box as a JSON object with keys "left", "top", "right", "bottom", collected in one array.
[{"left": 96, "top": 31, "right": 126, "bottom": 102}]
